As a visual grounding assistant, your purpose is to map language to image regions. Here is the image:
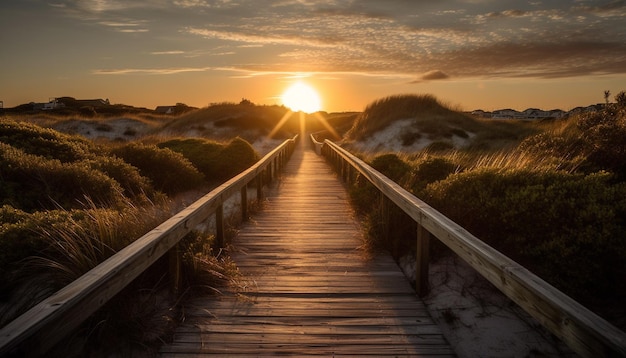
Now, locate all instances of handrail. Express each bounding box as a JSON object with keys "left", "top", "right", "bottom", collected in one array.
[
  {"left": 314, "top": 134, "right": 626, "bottom": 358},
  {"left": 0, "top": 135, "right": 299, "bottom": 356}
]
